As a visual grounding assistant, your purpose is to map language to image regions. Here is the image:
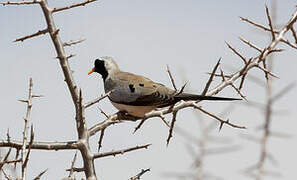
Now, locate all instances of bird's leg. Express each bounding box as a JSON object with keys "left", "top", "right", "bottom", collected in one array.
[{"left": 116, "top": 111, "right": 140, "bottom": 121}]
